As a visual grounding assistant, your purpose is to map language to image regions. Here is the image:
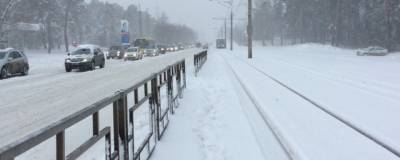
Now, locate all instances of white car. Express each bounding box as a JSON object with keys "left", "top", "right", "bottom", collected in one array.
[
  {"left": 124, "top": 47, "right": 143, "bottom": 61},
  {"left": 357, "top": 46, "right": 388, "bottom": 56}
]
